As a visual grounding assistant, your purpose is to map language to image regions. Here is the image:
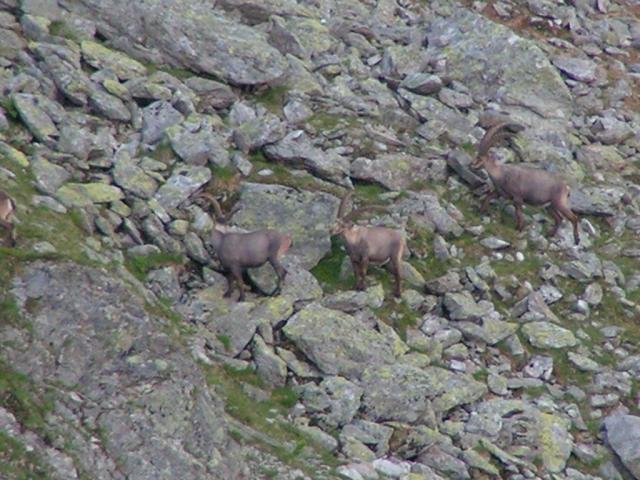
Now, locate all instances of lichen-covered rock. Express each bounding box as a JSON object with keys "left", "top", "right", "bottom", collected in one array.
[
  {"left": 81, "top": 40, "right": 147, "bottom": 80},
  {"left": 56, "top": 182, "right": 124, "bottom": 207},
  {"left": 231, "top": 183, "right": 340, "bottom": 270},
  {"left": 12, "top": 93, "right": 59, "bottom": 143},
  {"left": 537, "top": 413, "right": 573, "bottom": 473},
  {"left": 350, "top": 153, "right": 447, "bottom": 191},
  {"left": 3, "top": 262, "right": 246, "bottom": 479},
  {"left": 605, "top": 414, "right": 640, "bottom": 479},
  {"left": 69, "top": 0, "right": 287, "bottom": 86},
  {"left": 521, "top": 321, "right": 578, "bottom": 349},
  {"left": 112, "top": 152, "right": 159, "bottom": 199},
  {"left": 283, "top": 303, "right": 400, "bottom": 378},
  {"left": 298, "top": 376, "right": 363, "bottom": 430},
  {"left": 141, "top": 100, "right": 184, "bottom": 145},
  {"left": 153, "top": 164, "right": 211, "bottom": 210},
  {"left": 360, "top": 363, "right": 487, "bottom": 422},
  {"left": 263, "top": 131, "right": 351, "bottom": 186}
]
